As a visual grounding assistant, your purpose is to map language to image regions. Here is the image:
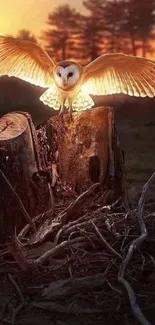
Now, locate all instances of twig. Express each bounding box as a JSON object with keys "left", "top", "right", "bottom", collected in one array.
[
  {"left": 35, "top": 236, "right": 86, "bottom": 265},
  {"left": 118, "top": 172, "right": 155, "bottom": 325},
  {"left": 41, "top": 273, "right": 107, "bottom": 299},
  {"left": 63, "top": 218, "right": 96, "bottom": 237},
  {"left": 106, "top": 279, "right": 122, "bottom": 295},
  {"left": 0, "top": 169, "right": 36, "bottom": 233},
  {"left": 118, "top": 278, "right": 151, "bottom": 325},
  {"left": 18, "top": 213, "right": 44, "bottom": 239},
  {"left": 92, "top": 222, "right": 123, "bottom": 261},
  {"left": 3, "top": 273, "right": 25, "bottom": 324},
  {"left": 8, "top": 273, "right": 24, "bottom": 303},
  {"left": 137, "top": 171, "right": 155, "bottom": 228},
  {"left": 11, "top": 303, "right": 24, "bottom": 324},
  {"left": 98, "top": 196, "right": 122, "bottom": 213},
  {"left": 59, "top": 183, "right": 100, "bottom": 223},
  {"left": 47, "top": 182, "right": 54, "bottom": 207},
  {"left": 54, "top": 213, "right": 89, "bottom": 246},
  {"left": 32, "top": 301, "right": 104, "bottom": 314},
  {"left": 8, "top": 236, "right": 31, "bottom": 271},
  {"left": 35, "top": 240, "right": 69, "bottom": 264}
]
